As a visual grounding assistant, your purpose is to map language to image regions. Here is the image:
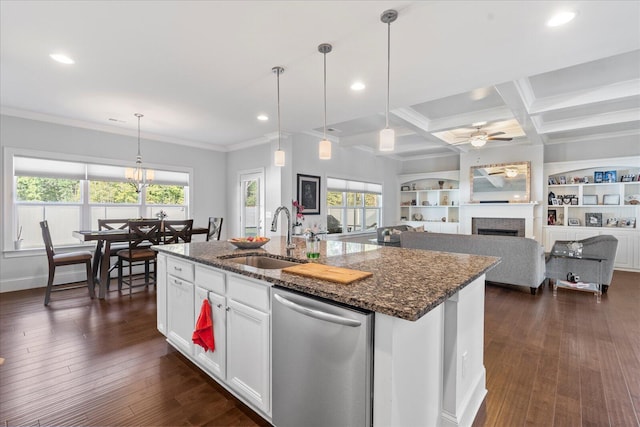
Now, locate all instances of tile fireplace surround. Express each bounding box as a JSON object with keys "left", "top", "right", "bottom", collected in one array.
[
  {"left": 472, "top": 218, "right": 525, "bottom": 237},
  {"left": 462, "top": 203, "right": 537, "bottom": 239}
]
